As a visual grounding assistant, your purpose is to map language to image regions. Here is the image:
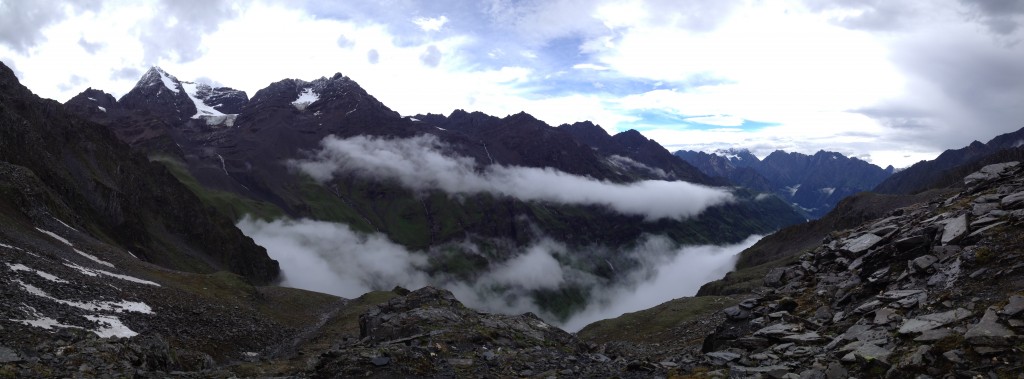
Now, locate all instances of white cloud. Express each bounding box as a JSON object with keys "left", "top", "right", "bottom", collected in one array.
[
  {"left": 237, "top": 216, "right": 761, "bottom": 331},
  {"left": 290, "top": 134, "right": 734, "bottom": 221},
  {"left": 561, "top": 234, "right": 760, "bottom": 331},
  {"left": 572, "top": 63, "right": 609, "bottom": 71},
  {"left": 684, "top": 114, "right": 744, "bottom": 127},
  {"left": 413, "top": 15, "right": 449, "bottom": 32}
]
